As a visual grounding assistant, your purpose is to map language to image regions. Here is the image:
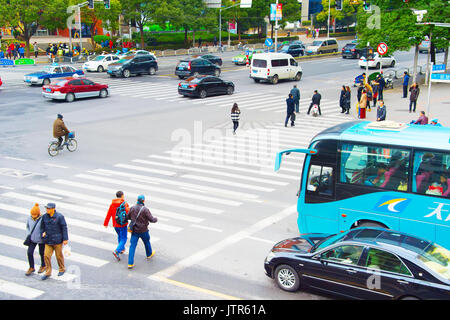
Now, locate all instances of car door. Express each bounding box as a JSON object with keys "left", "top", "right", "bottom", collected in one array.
[
  {"left": 68, "top": 79, "right": 84, "bottom": 98},
  {"left": 289, "top": 58, "right": 298, "bottom": 78},
  {"left": 201, "top": 77, "right": 215, "bottom": 95},
  {"left": 128, "top": 57, "right": 139, "bottom": 73},
  {"left": 203, "top": 60, "right": 215, "bottom": 75},
  {"left": 356, "top": 247, "right": 417, "bottom": 299},
  {"left": 81, "top": 79, "right": 99, "bottom": 97},
  {"left": 302, "top": 245, "right": 366, "bottom": 299}
]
